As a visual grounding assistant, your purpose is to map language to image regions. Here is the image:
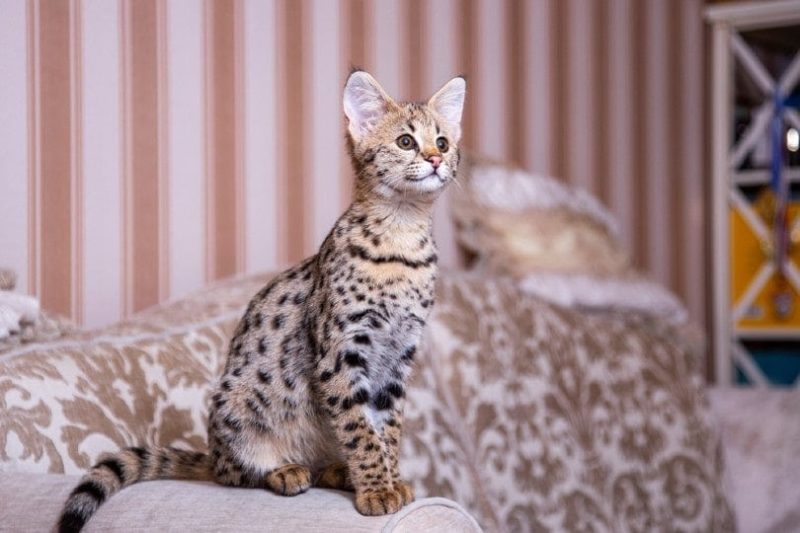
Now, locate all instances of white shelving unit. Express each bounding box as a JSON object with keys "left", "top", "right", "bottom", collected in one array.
[{"left": 706, "top": 0, "right": 800, "bottom": 386}]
